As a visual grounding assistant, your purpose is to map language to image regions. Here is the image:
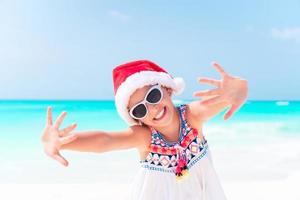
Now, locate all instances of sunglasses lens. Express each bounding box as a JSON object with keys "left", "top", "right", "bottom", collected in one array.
[
  {"left": 132, "top": 104, "right": 147, "bottom": 119},
  {"left": 146, "top": 88, "right": 162, "bottom": 104}
]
